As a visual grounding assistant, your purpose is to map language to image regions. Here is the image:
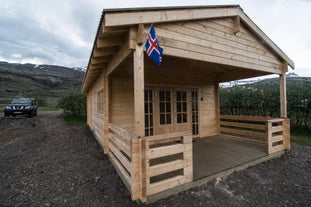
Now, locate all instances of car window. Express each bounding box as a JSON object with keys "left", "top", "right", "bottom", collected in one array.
[{"left": 11, "top": 99, "right": 32, "bottom": 104}]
